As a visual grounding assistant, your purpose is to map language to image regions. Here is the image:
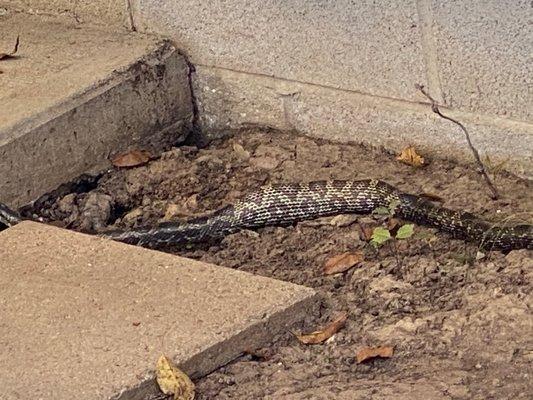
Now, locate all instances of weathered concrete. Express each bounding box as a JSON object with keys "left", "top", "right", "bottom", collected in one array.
[
  {"left": 194, "top": 66, "right": 533, "bottom": 179},
  {"left": 0, "top": 12, "right": 192, "bottom": 207},
  {"left": 0, "top": 0, "right": 130, "bottom": 29},
  {"left": 0, "top": 221, "right": 318, "bottom": 400},
  {"left": 432, "top": 0, "right": 532, "bottom": 122},
  {"left": 134, "top": 0, "right": 428, "bottom": 102}
]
